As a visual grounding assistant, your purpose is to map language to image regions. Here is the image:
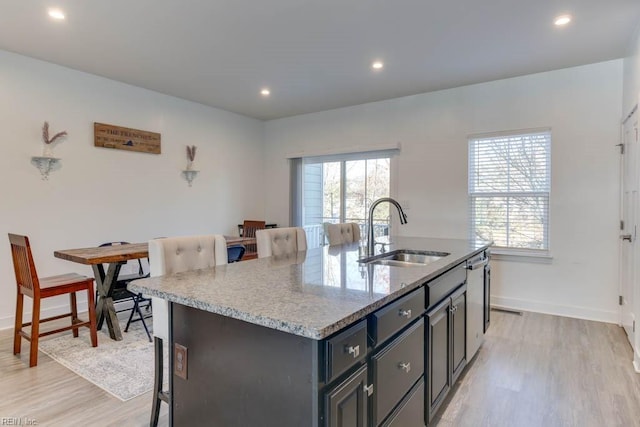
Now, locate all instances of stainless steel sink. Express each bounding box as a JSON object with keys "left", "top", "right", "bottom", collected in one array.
[{"left": 359, "top": 250, "right": 450, "bottom": 267}]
